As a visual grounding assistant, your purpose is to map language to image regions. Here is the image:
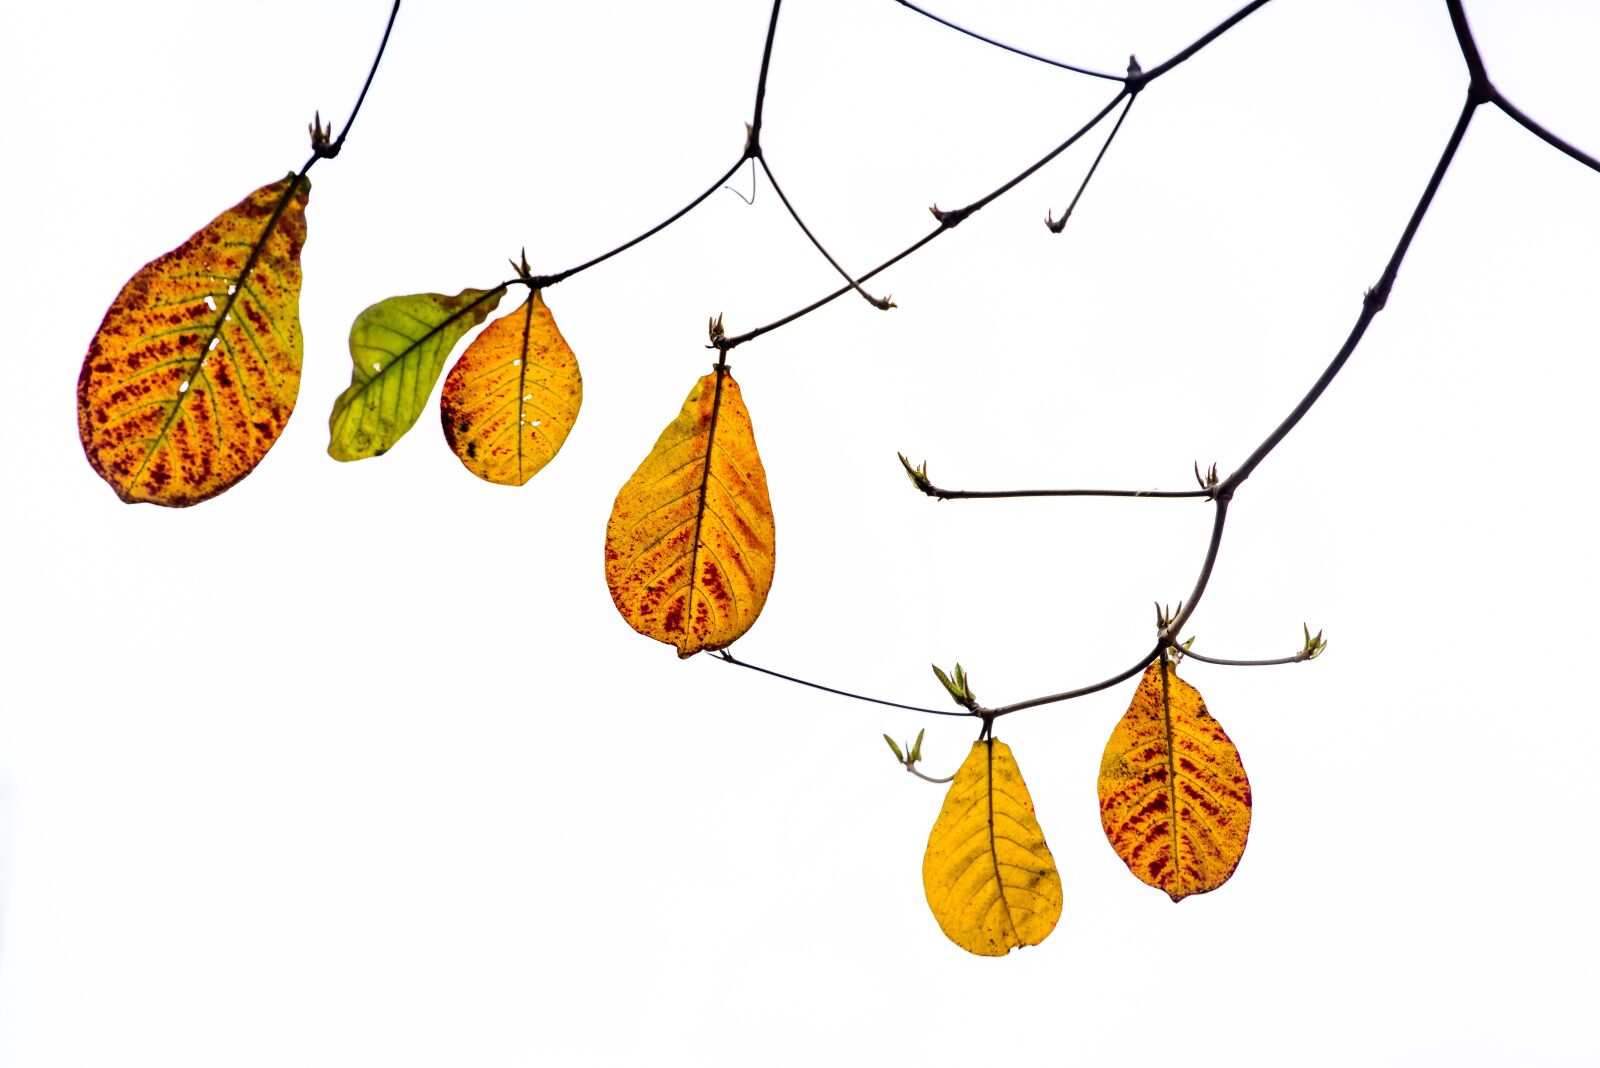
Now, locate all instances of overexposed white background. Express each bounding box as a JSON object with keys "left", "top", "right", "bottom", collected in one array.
[{"left": 3, "top": 1, "right": 1597, "bottom": 1064}]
